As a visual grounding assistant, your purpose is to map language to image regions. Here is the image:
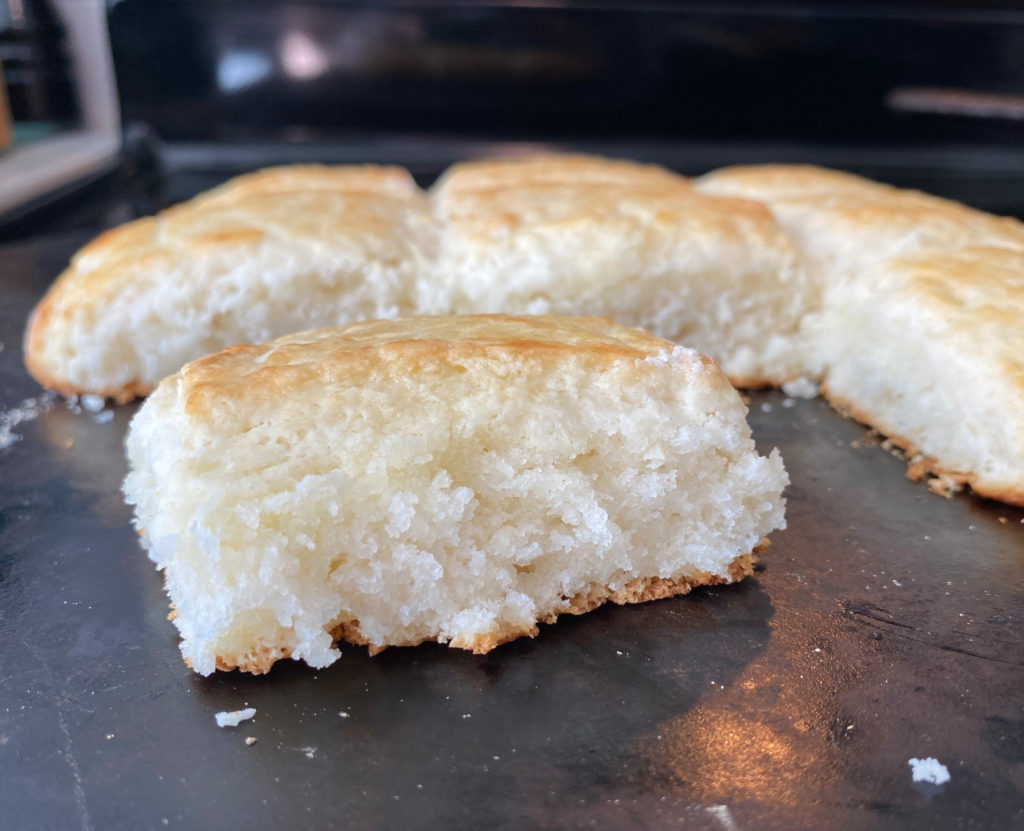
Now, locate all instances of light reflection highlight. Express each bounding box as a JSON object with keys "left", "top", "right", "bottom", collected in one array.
[
  {"left": 217, "top": 51, "right": 272, "bottom": 92},
  {"left": 281, "top": 30, "right": 329, "bottom": 81}
]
